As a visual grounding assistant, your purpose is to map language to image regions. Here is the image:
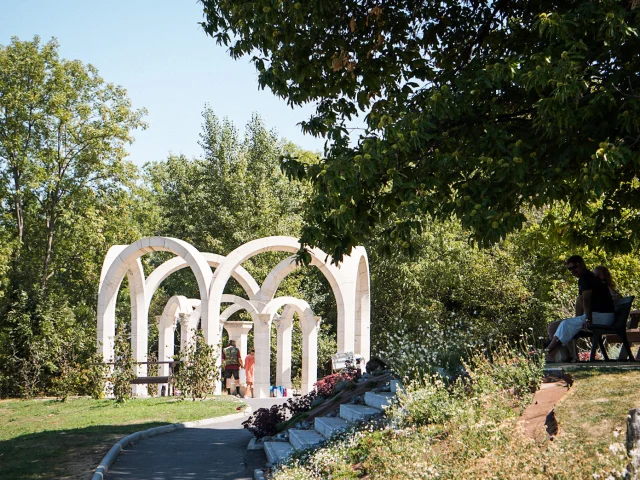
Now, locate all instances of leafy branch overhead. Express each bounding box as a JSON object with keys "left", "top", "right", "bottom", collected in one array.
[{"left": 201, "top": 0, "right": 640, "bottom": 260}]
